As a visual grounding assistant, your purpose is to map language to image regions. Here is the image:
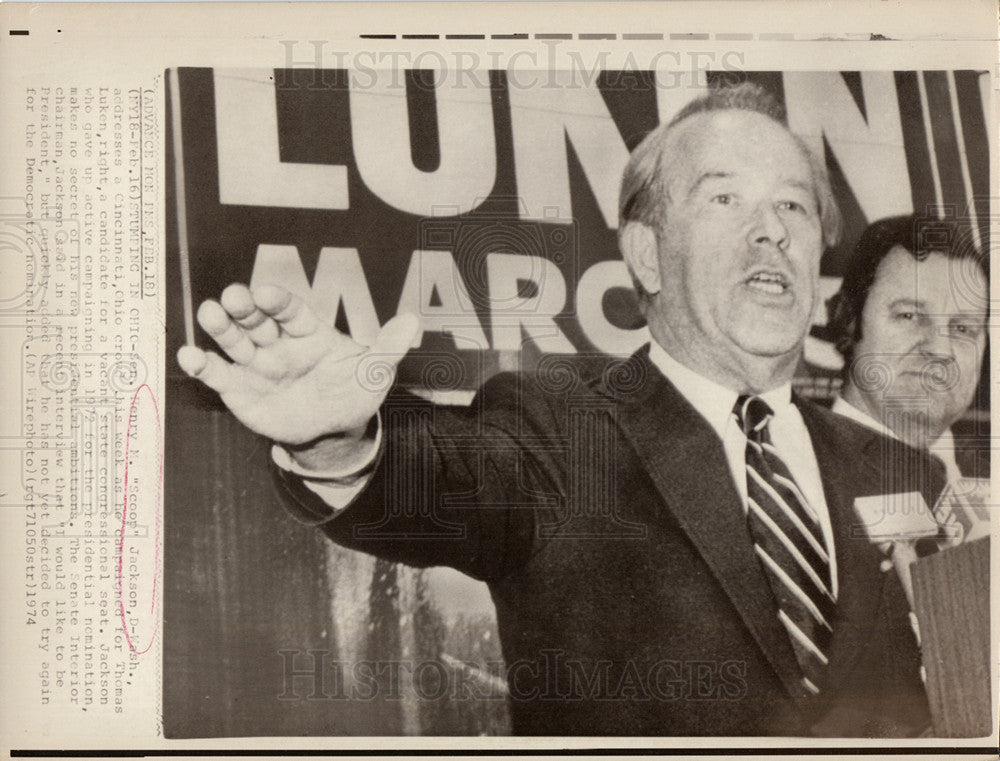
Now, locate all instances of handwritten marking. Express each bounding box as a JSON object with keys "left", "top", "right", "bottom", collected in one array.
[{"left": 117, "top": 383, "right": 162, "bottom": 655}]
